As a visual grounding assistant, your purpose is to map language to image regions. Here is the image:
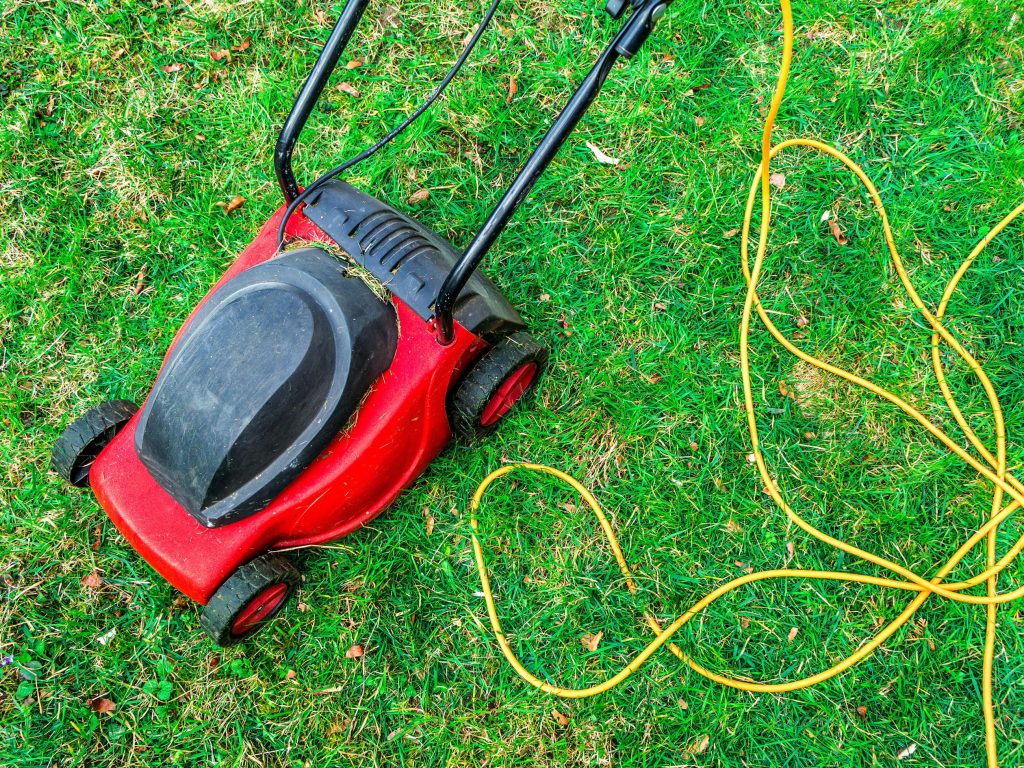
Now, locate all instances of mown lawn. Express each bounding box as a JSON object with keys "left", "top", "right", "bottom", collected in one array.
[{"left": 2, "top": 0, "right": 1024, "bottom": 765}]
